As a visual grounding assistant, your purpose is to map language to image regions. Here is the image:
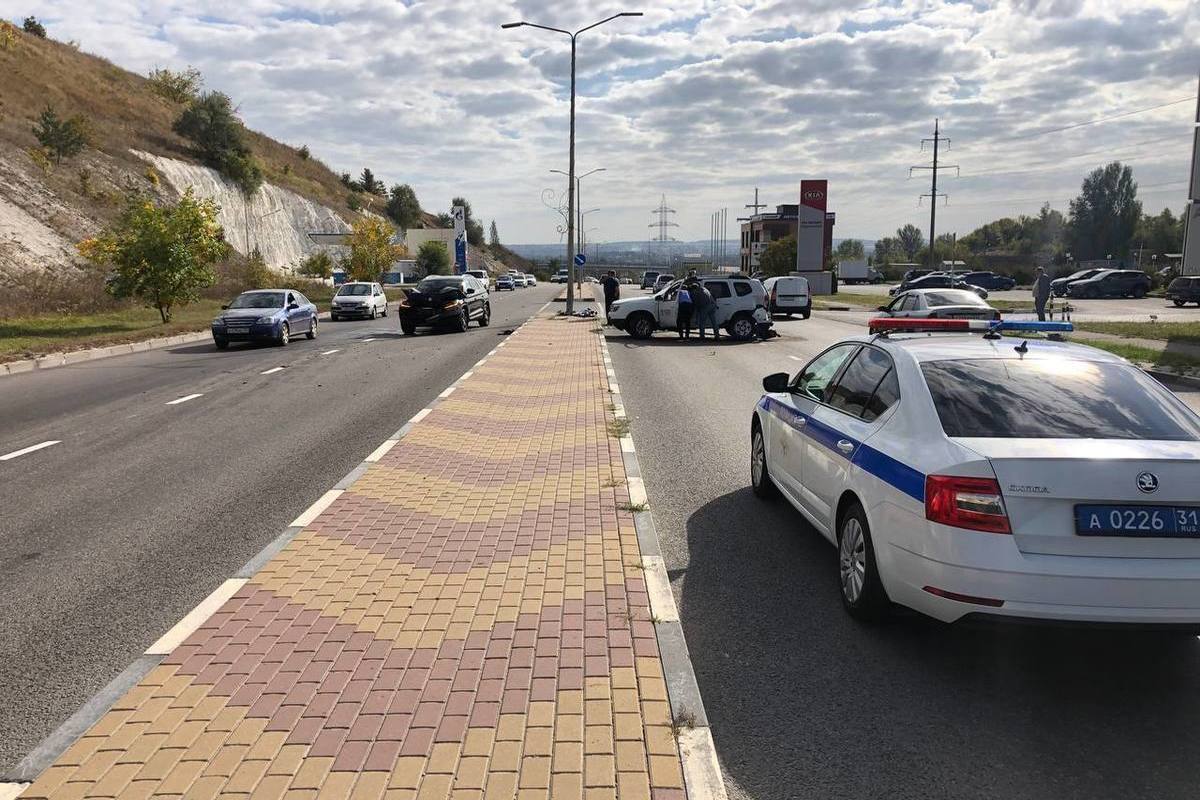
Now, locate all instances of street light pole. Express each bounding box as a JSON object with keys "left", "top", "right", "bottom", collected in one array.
[{"left": 504, "top": 13, "right": 642, "bottom": 314}]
